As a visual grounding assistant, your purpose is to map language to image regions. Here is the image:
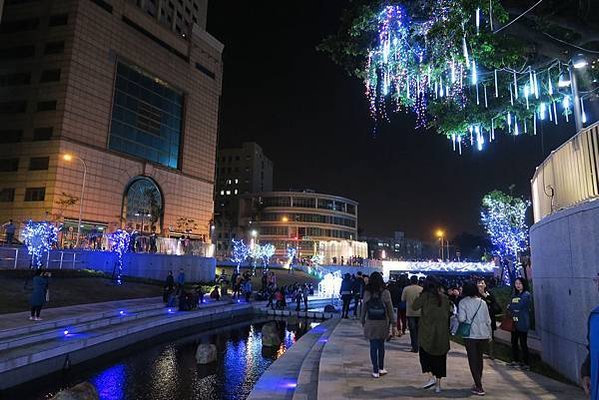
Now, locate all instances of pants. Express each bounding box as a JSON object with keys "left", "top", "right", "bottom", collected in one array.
[
  {"left": 511, "top": 330, "right": 529, "bottom": 365},
  {"left": 353, "top": 296, "right": 361, "bottom": 316},
  {"left": 30, "top": 305, "right": 42, "bottom": 318},
  {"left": 6, "top": 232, "right": 14, "bottom": 245},
  {"left": 407, "top": 316, "right": 420, "bottom": 351},
  {"left": 464, "top": 339, "right": 486, "bottom": 389},
  {"left": 341, "top": 295, "right": 352, "bottom": 317},
  {"left": 304, "top": 297, "right": 308, "bottom": 311},
  {"left": 245, "top": 292, "right": 251, "bottom": 302},
  {"left": 397, "top": 309, "right": 407, "bottom": 333},
  {"left": 369, "top": 339, "right": 385, "bottom": 373}
]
